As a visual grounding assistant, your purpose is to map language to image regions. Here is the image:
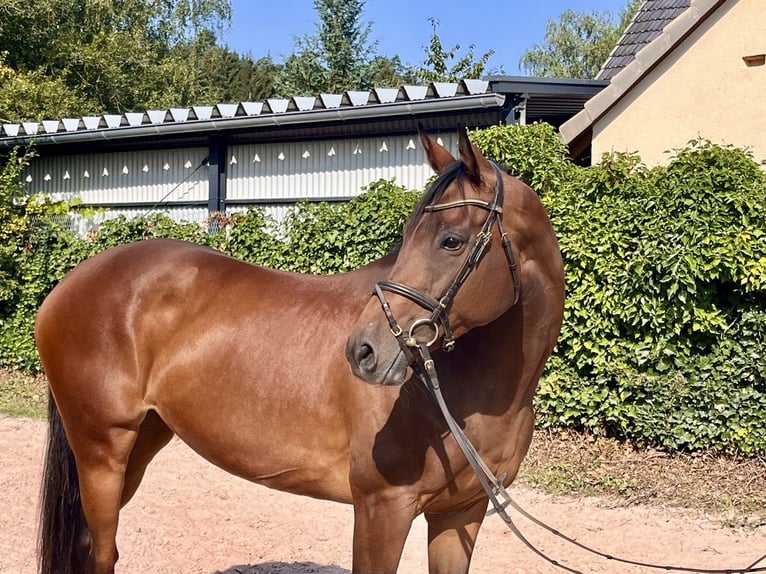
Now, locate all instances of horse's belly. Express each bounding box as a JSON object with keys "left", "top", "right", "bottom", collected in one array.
[{"left": 153, "top": 391, "right": 354, "bottom": 504}]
